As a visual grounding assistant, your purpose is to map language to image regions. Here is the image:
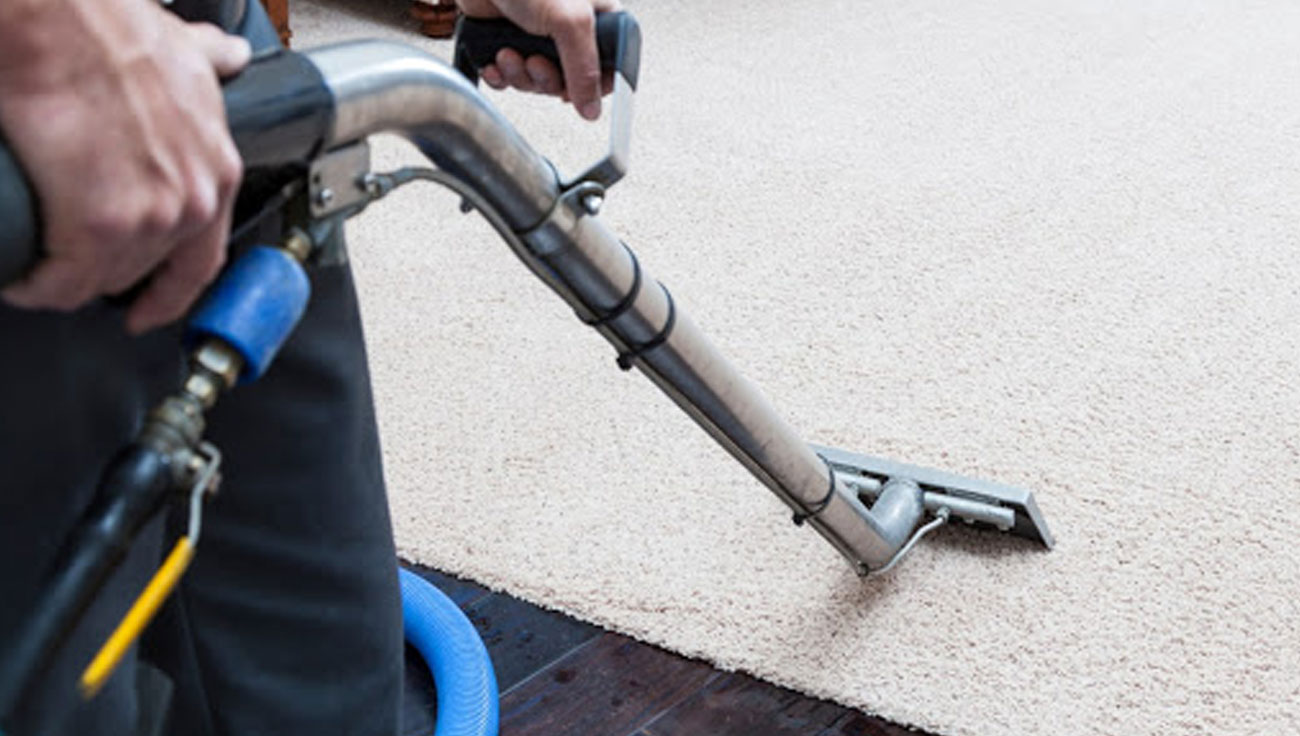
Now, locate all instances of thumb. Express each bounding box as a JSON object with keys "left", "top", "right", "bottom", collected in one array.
[{"left": 187, "top": 22, "right": 253, "bottom": 78}]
